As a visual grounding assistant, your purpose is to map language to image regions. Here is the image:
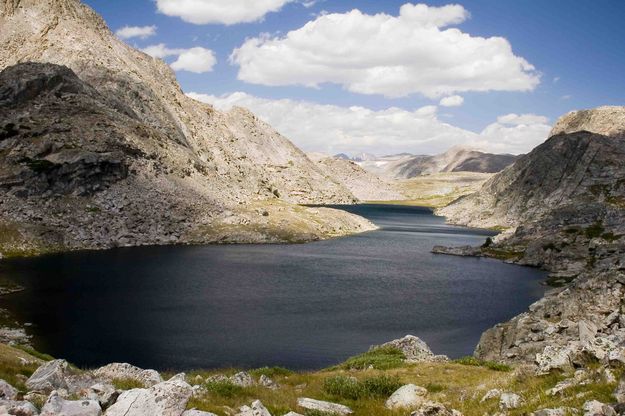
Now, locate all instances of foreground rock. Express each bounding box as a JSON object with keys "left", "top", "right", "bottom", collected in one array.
[
  {"left": 236, "top": 400, "right": 272, "bottom": 416},
  {"left": 41, "top": 391, "right": 102, "bottom": 416},
  {"left": 374, "top": 335, "right": 448, "bottom": 362},
  {"left": 297, "top": 398, "right": 353, "bottom": 415},
  {"left": 26, "top": 359, "right": 71, "bottom": 392},
  {"left": 385, "top": 384, "right": 427, "bottom": 409},
  {"left": 410, "top": 401, "right": 463, "bottom": 416},
  {"left": 94, "top": 363, "right": 162, "bottom": 387},
  {"left": 104, "top": 375, "right": 192, "bottom": 416}
]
